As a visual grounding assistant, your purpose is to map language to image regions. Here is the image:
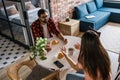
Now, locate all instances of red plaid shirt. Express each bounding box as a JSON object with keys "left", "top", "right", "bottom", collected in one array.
[{"left": 31, "top": 18, "right": 60, "bottom": 40}]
